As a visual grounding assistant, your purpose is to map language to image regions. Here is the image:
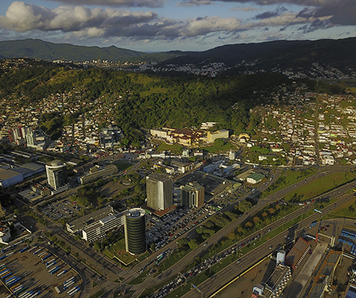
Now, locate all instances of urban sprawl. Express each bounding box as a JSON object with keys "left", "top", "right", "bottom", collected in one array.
[{"left": 1, "top": 63, "right": 356, "bottom": 298}]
